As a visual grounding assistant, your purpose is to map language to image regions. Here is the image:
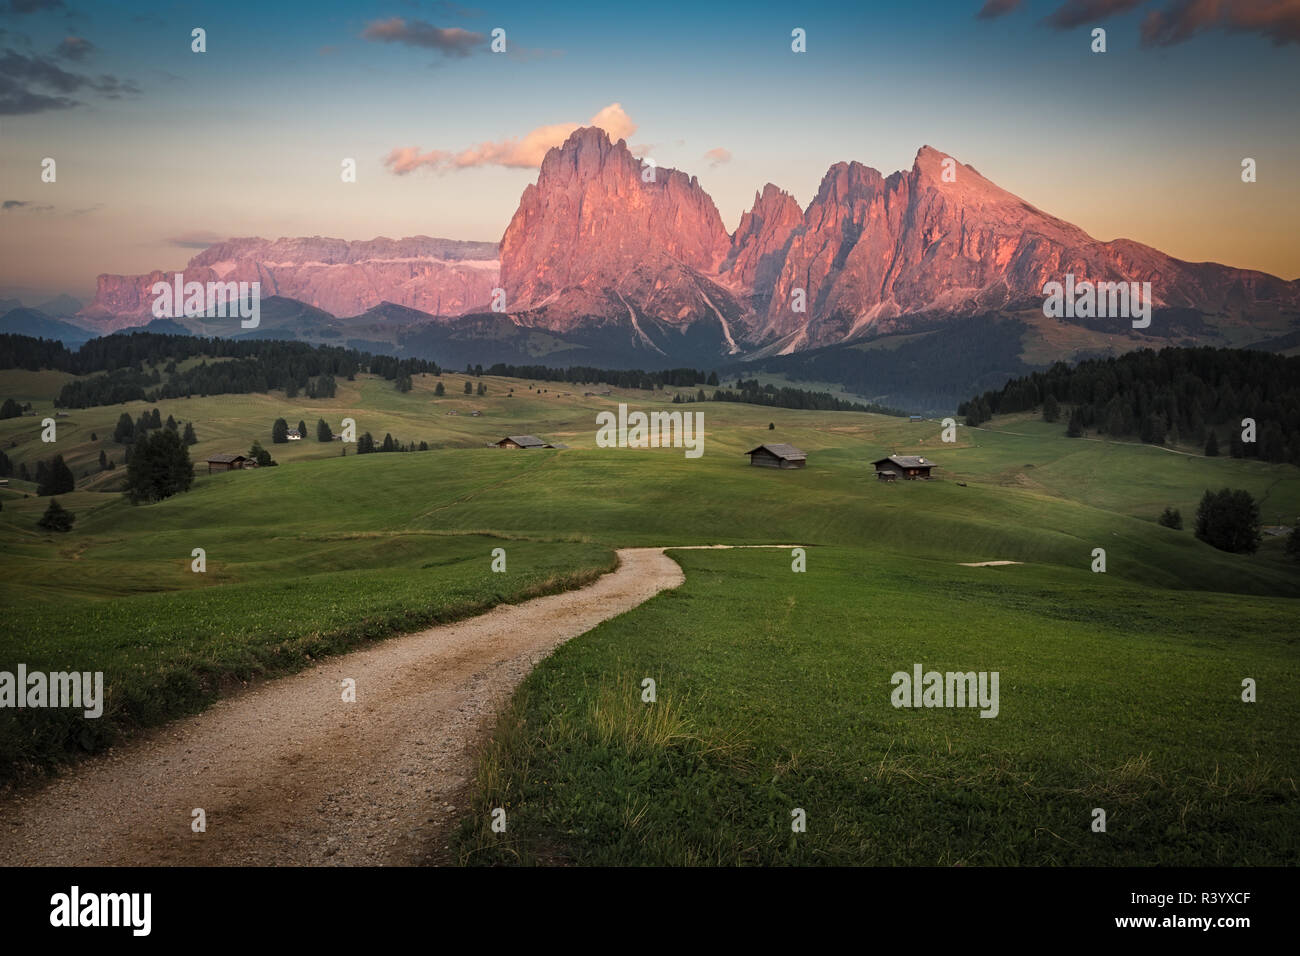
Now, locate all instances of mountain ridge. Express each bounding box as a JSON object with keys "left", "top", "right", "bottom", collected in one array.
[{"left": 78, "top": 128, "right": 1299, "bottom": 364}]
